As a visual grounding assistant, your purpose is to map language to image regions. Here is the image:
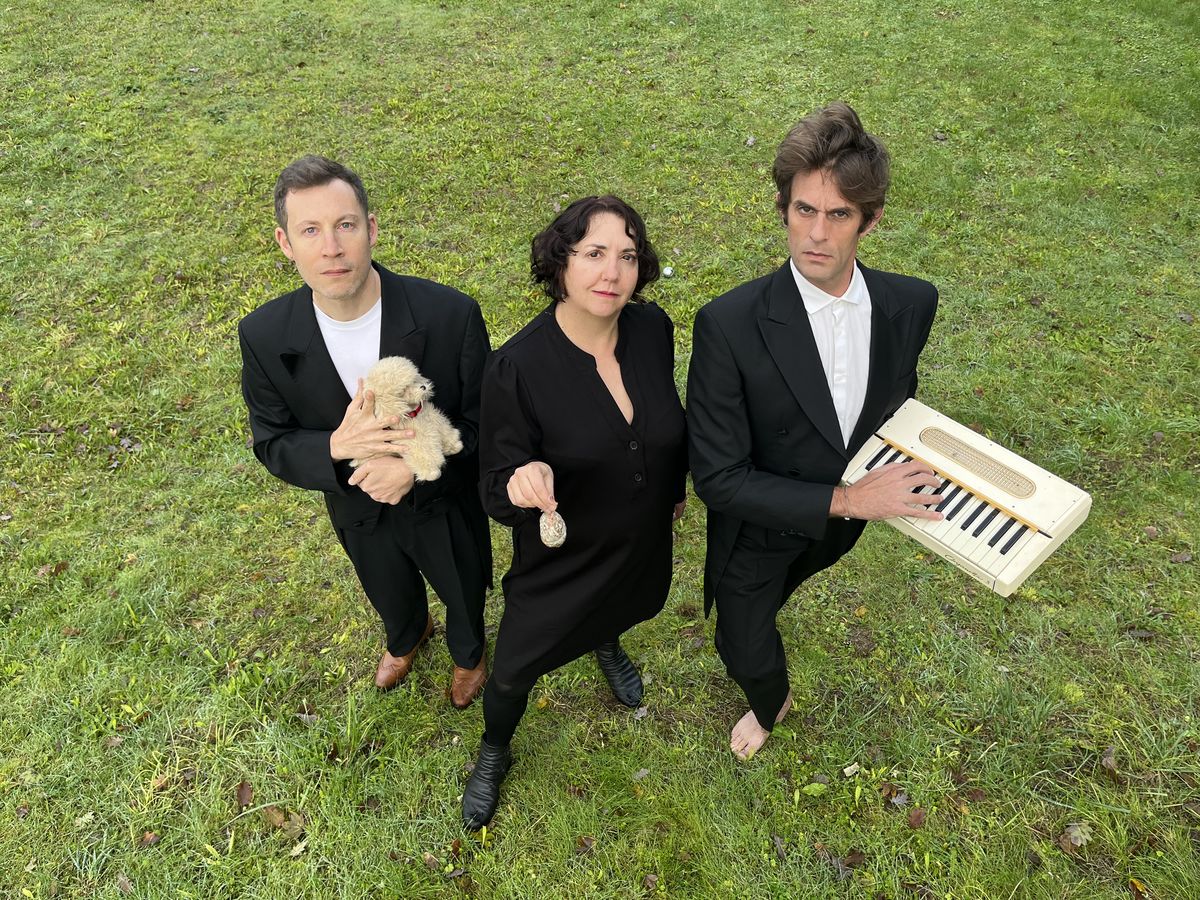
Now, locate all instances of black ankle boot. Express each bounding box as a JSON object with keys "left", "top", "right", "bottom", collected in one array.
[
  {"left": 462, "top": 737, "right": 512, "bottom": 830},
  {"left": 595, "top": 640, "right": 644, "bottom": 707}
]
